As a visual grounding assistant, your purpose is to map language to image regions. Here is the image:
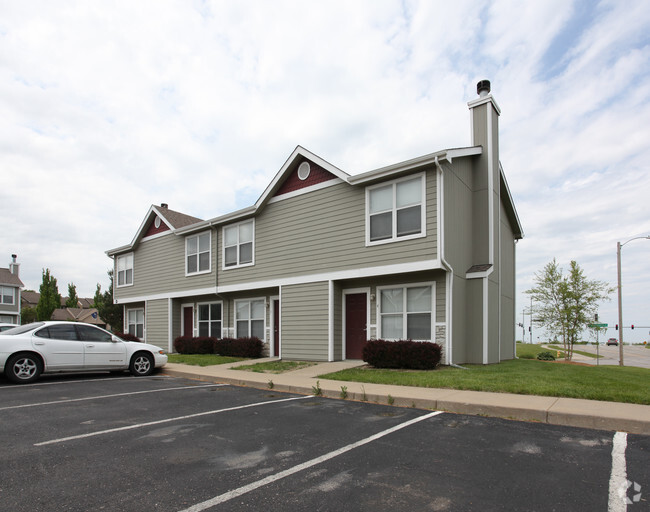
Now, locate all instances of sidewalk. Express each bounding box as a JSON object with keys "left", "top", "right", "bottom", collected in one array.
[{"left": 162, "top": 358, "right": 650, "bottom": 435}]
